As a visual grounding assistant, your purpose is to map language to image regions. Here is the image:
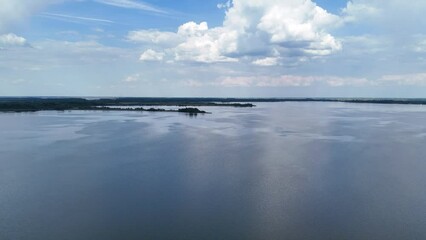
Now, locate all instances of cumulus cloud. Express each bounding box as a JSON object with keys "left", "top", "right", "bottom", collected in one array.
[
  {"left": 173, "top": 22, "right": 239, "bottom": 63},
  {"left": 127, "top": 30, "right": 181, "bottom": 46},
  {"left": 252, "top": 57, "right": 279, "bottom": 66},
  {"left": 128, "top": 0, "right": 342, "bottom": 64},
  {"left": 0, "top": 33, "right": 27, "bottom": 46},
  {"left": 139, "top": 49, "right": 164, "bottom": 61},
  {"left": 225, "top": 0, "right": 342, "bottom": 59}
]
